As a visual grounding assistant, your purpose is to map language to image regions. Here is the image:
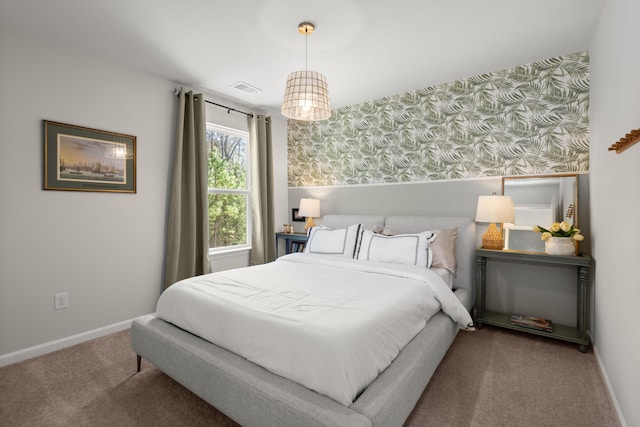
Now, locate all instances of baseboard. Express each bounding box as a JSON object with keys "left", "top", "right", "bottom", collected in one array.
[
  {"left": 0, "top": 316, "right": 149, "bottom": 368},
  {"left": 592, "top": 343, "right": 628, "bottom": 427}
]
